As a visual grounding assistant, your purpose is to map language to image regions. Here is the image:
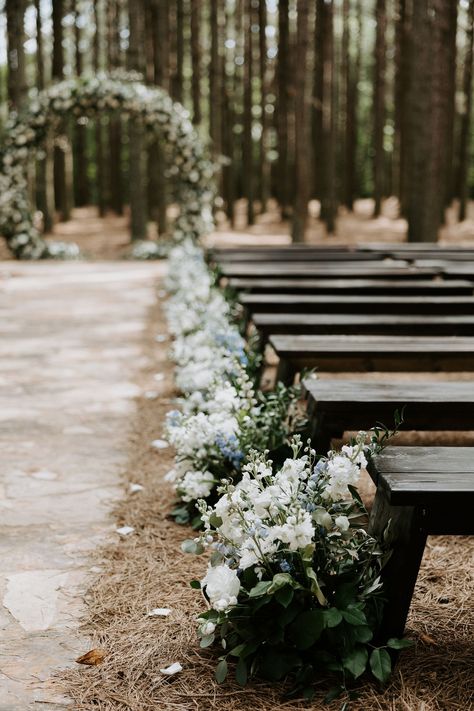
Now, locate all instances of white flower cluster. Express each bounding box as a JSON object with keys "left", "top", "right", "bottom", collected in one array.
[
  {"left": 164, "top": 241, "right": 253, "bottom": 506},
  {"left": 1, "top": 72, "right": 216, "bottom": 259},
  {"left": 197, "top": 435, "right": 371, "bottom": 612}
]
